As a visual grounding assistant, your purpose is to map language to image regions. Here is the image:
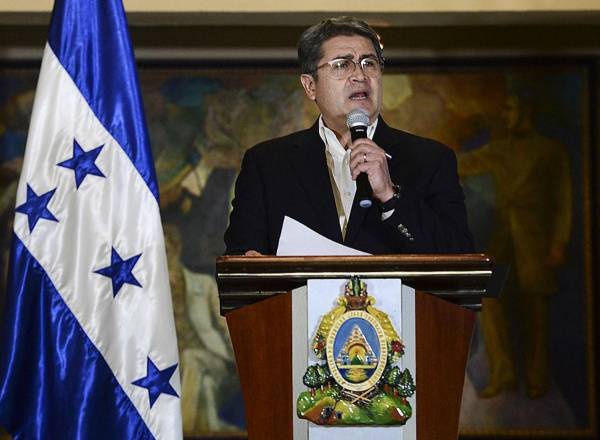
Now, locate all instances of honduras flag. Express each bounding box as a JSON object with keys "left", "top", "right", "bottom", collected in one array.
[{"left": 0, "top": 0, "right": 182, "bottom": 438}]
